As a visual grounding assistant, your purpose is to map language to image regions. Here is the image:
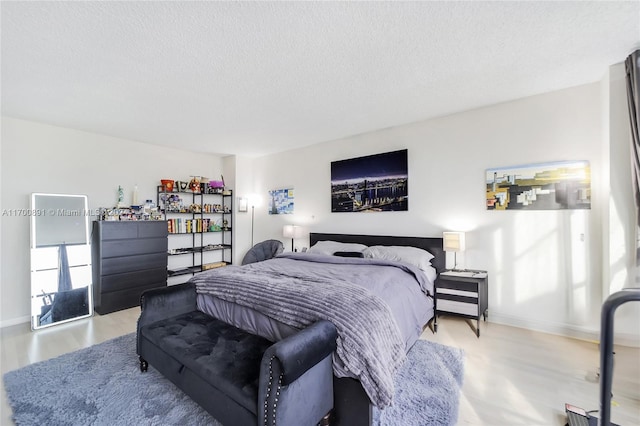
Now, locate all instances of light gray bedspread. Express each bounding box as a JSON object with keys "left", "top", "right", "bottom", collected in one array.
[{"left": 191, "top": 253, "right": 434, "bottom": 407}]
